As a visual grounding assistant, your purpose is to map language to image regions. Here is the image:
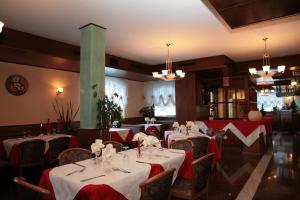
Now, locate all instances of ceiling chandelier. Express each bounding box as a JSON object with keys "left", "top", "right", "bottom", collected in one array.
[
  {"left": 0, "top": 21, "right": 4, "bottom": 33},
  {"left": 152, "top": 43, "right": 185, "bottom": 81},
  {"left": 249, "top": 38, "right": 285, "bottom": 77}
]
